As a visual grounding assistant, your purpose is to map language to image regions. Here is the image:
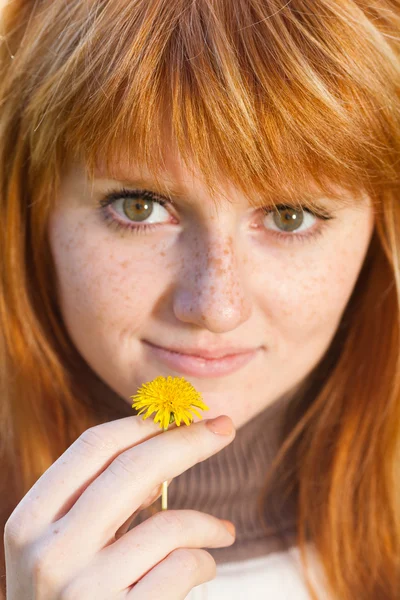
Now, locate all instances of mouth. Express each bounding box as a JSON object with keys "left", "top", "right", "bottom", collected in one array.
[{"left": 143, "top": 341, "right": 261, "bottom": 378}]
